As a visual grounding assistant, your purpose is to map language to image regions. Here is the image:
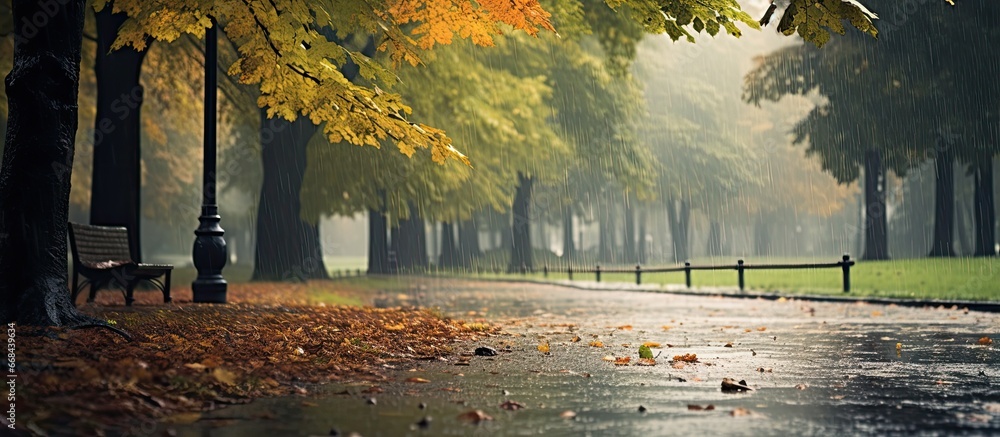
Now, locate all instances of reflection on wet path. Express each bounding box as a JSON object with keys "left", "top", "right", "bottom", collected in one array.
[{"left": 167, "top": 278, "right": 1000, "bottom": 436}]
